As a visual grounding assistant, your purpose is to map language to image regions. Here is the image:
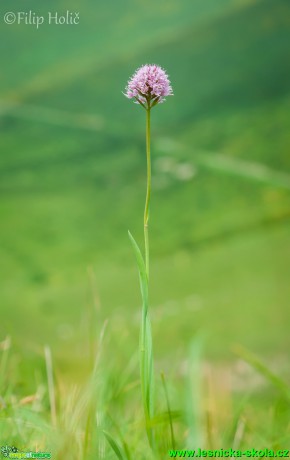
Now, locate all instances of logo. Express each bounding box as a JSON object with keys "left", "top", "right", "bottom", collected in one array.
[
  {"left": 0, "top": 447, "right": 51, "bottom": 459},
  {"left": 1, "top": 447, "right": 18, "bottom": 458}
]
